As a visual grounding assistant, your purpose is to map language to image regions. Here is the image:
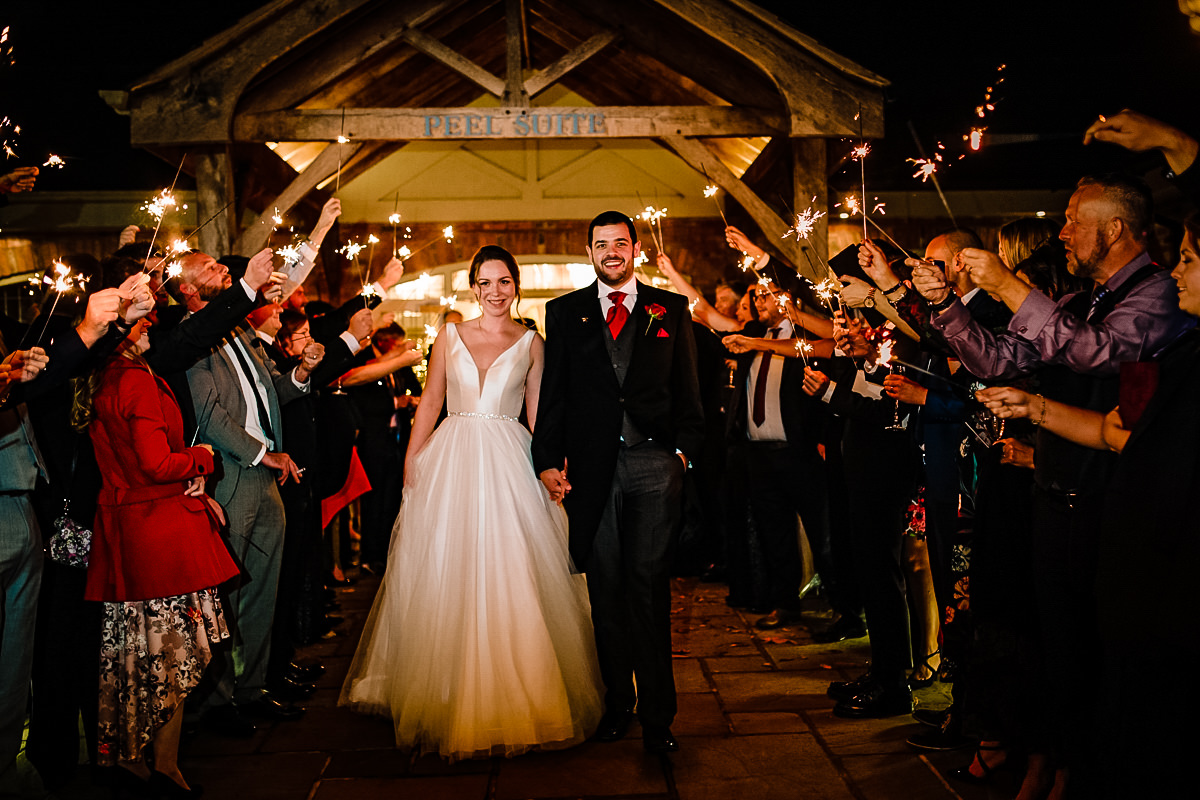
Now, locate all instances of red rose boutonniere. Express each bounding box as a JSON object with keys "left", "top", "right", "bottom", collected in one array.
[{"left": 644, "top": 303, "right": 667, "bottom": 335}]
